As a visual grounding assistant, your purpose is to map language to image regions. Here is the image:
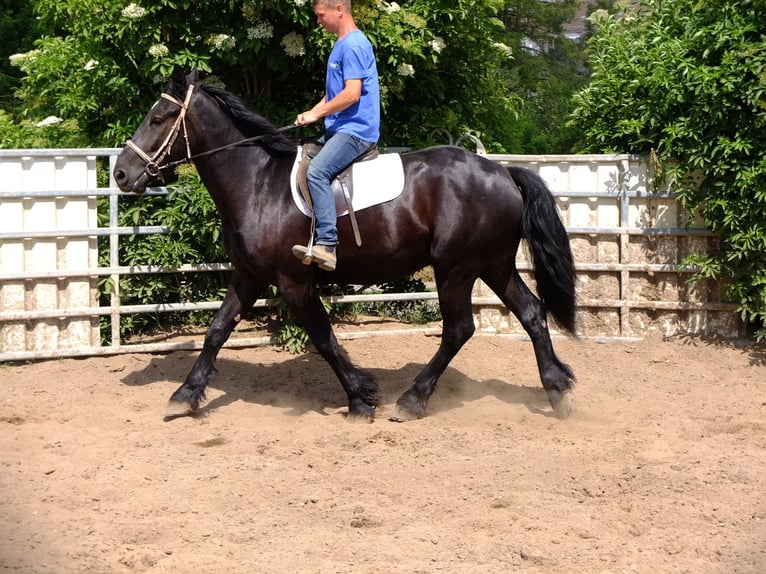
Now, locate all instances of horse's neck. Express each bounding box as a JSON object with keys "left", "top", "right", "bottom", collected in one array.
[
  {"left": 187, "top": 103, "right": 296, "bottom": 207},
  {"left": 195, "top": 147, "right": 296, "bottom": 211}
]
